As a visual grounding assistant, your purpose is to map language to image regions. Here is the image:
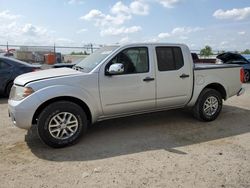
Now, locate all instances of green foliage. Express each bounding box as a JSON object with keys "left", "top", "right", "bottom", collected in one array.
[
  {"left": 241, "top": 49, "right": 250, "bottom": 54},
  {"left": 200, "top": 45, "right": 213, "bottom": 57}
]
